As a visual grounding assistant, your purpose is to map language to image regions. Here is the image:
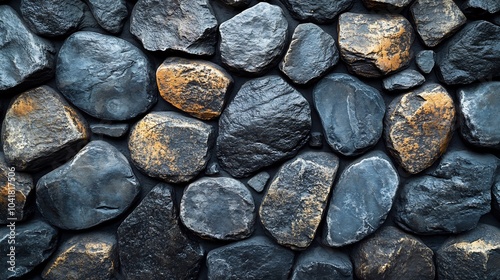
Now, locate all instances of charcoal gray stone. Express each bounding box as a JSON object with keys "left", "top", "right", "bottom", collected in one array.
[
  {"left": 459, "top": 0, "right": 500, "bottom": 17},
  {"left": 219, "top": 3, "right": 288, "bottom": 75},
  {"left": 0, "top": 6, "right": 55, "bottom": 92},
  {"left": 247, "top": 171, "right": 270, "bottom": 193},
  {"left": 437, "top": 20, "right": 500, "bottom": 85},
  {"left": 36, "top": 141, "right": 140, "bottom": 230},
  {"left": 280, "top": 0, "right": 353, "bottom": 23},
  {"left": 85, "top": 0, "right": 128, "bottom": 33},
  {"left": 90, "top": 123, "right": 129, "bottom": 138},
  {"left": 458, "top": 82, "right": 500, "bottom": 149},
  {"left": 382, "top": 69, "right": 425, "bottom": 92},
  {"left": 416, "top": 50, "right": 435, "bottom": 74},
  {"left": 217, "top": 76, "right": 311, "bottom": 178},
  {"left": 493, "top": 174, "right": 500, "bottom": 218},
  {"left": 206, "top": 236, "right": 295, "bottom": 280},
  {"left": 218, "top": 0, "right": 250, "bottom": 8},
  {"left": 0, "top": 220, "right": 58, "bottom": 279},
  {"left": 362, "top": 0, "right": 412, "bottom": 10},
  {"left": 118, "top": 184, "right": 204, "bottom": 280},
  {"left": 313, "top": 73, "right": 385, "bottom": 156},
  {"left": 56, "top": 31, "right": 157, "bottom": 121},
  {"left": 279, "top": 23, "right": 339, "bottom": 85},
  {"left": 292, "top": 246, "right": 353, "bottom": 280},
  {"left": 205, "top": 162, "right": 220, "bottom": 176},
  {"left": 324, "top": 151, "right": 399, "bottom": 247},
  {"left": 130, "top": 0, "right": 217, "bottom": 55},
  {"left": 395, "top": 150, "right": 497, "bottom": 234},
  {"left": 309, "top": 132, "right": 323, "bottom": 148}
]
